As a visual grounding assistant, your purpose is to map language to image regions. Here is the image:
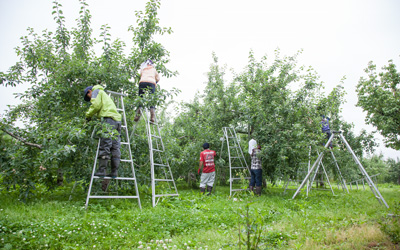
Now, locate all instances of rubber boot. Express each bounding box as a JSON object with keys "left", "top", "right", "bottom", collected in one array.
[
  {"left": 109, "top": 158, "right": 120, "bottom": 178},
  {"left": 94, "top": 159, "right": 108, "bottom": 177},
  {"left": 134, "top": 108, "right": 141, "bottom": 122},
  {"left": 200, "top": 187, "right": 206, "bottom": 194},
  {"left": 206, "top": 186, "right": 213, "bottom": 196},
  {"left": 256, "top": 186, "right": 262, "bottom": 196},
  {"left": 150, "top": 108, "right": 156, "bottom": 123}
]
